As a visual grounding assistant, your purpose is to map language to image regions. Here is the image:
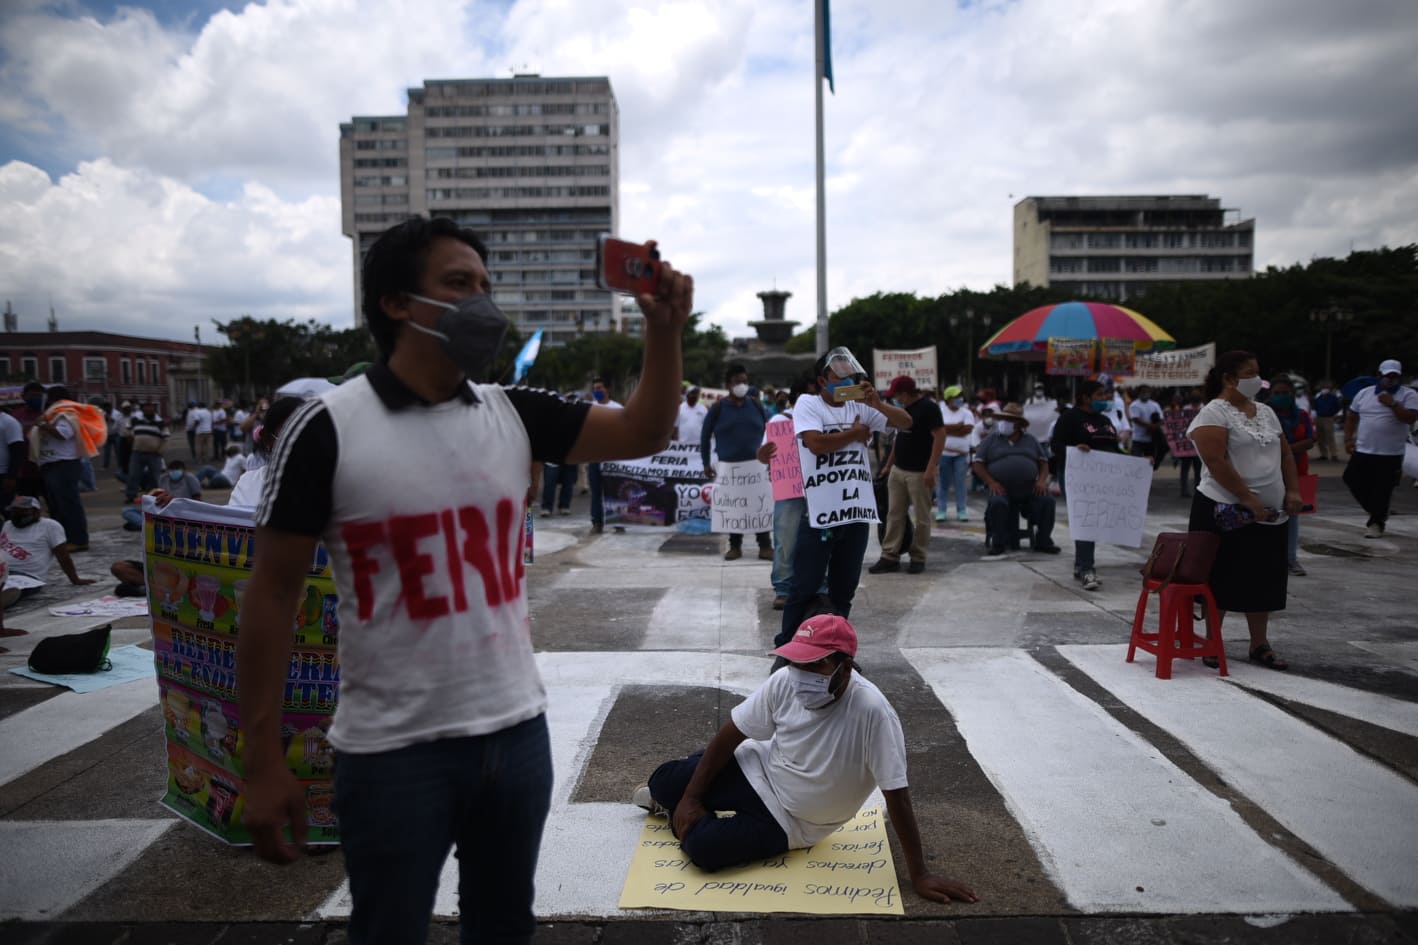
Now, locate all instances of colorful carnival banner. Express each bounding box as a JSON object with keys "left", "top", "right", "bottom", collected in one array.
[
  {"left": 600, "top": 441, "right": 711, "bottom": 526},
  {"left": 766, "top": 419, "right": 805, "bottom": 501},
  {"left": 710, "top": 460, "right": 774, "bottom": 534},
  {"left": 873, "top": 347, "right": 938, "bottom": 394},
  {"left": 1045, "top": 338, "right": 1097, "bottom": 376},
  {"left": 1098, "top": 338, "right": 1137, "bottom": 377},
  {"left": 146, "top": 497, "right": 340, "bottom": 846},
  {"left": 1117, "top": 343, "right": 1216, "bottom": 387}
]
